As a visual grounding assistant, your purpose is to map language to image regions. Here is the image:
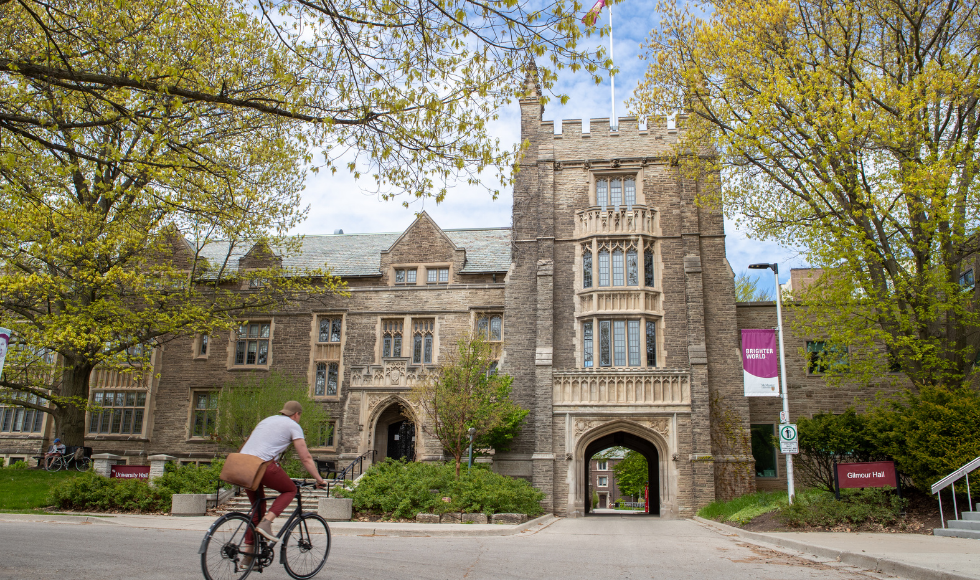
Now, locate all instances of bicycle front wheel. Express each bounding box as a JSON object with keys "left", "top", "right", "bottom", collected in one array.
[
  {"left": 281, "top": 513, "right": 331, "bottom": 580},
  {"left": 201, "top": 513, "right": 256, "bottom": 580},
  {"left": 75, "top": 457, "right": 91, "bottom": 472},
  {"left": 45, "top": 457, "right": 61, "bottom": 472}
]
